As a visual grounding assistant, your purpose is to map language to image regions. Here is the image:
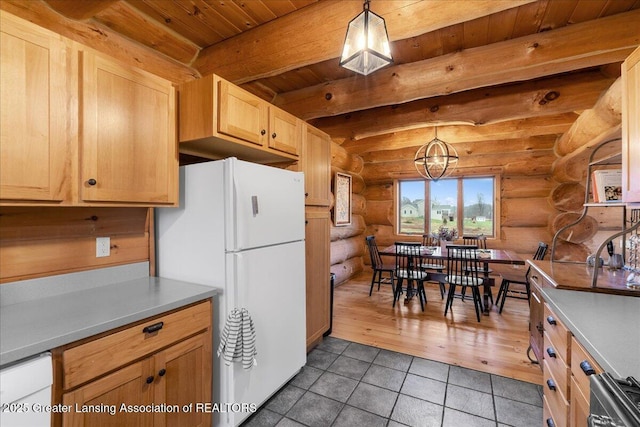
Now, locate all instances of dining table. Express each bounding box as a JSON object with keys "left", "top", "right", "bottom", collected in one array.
[{"left": 380, "top": 244, "right": 525, "bottom": 313}]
